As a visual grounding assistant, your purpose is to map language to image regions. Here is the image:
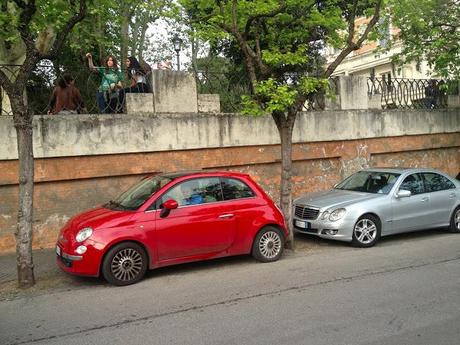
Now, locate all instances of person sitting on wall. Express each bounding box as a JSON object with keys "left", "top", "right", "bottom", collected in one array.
[
  {"left": 48, "top": 74, "right": 87, "bottom": 115},
  {"left": 125, "top": 57, "right": 151, "bottom": 93},
  {"left": 86, "top": 53, "right": 125, "bottom": 113}
]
